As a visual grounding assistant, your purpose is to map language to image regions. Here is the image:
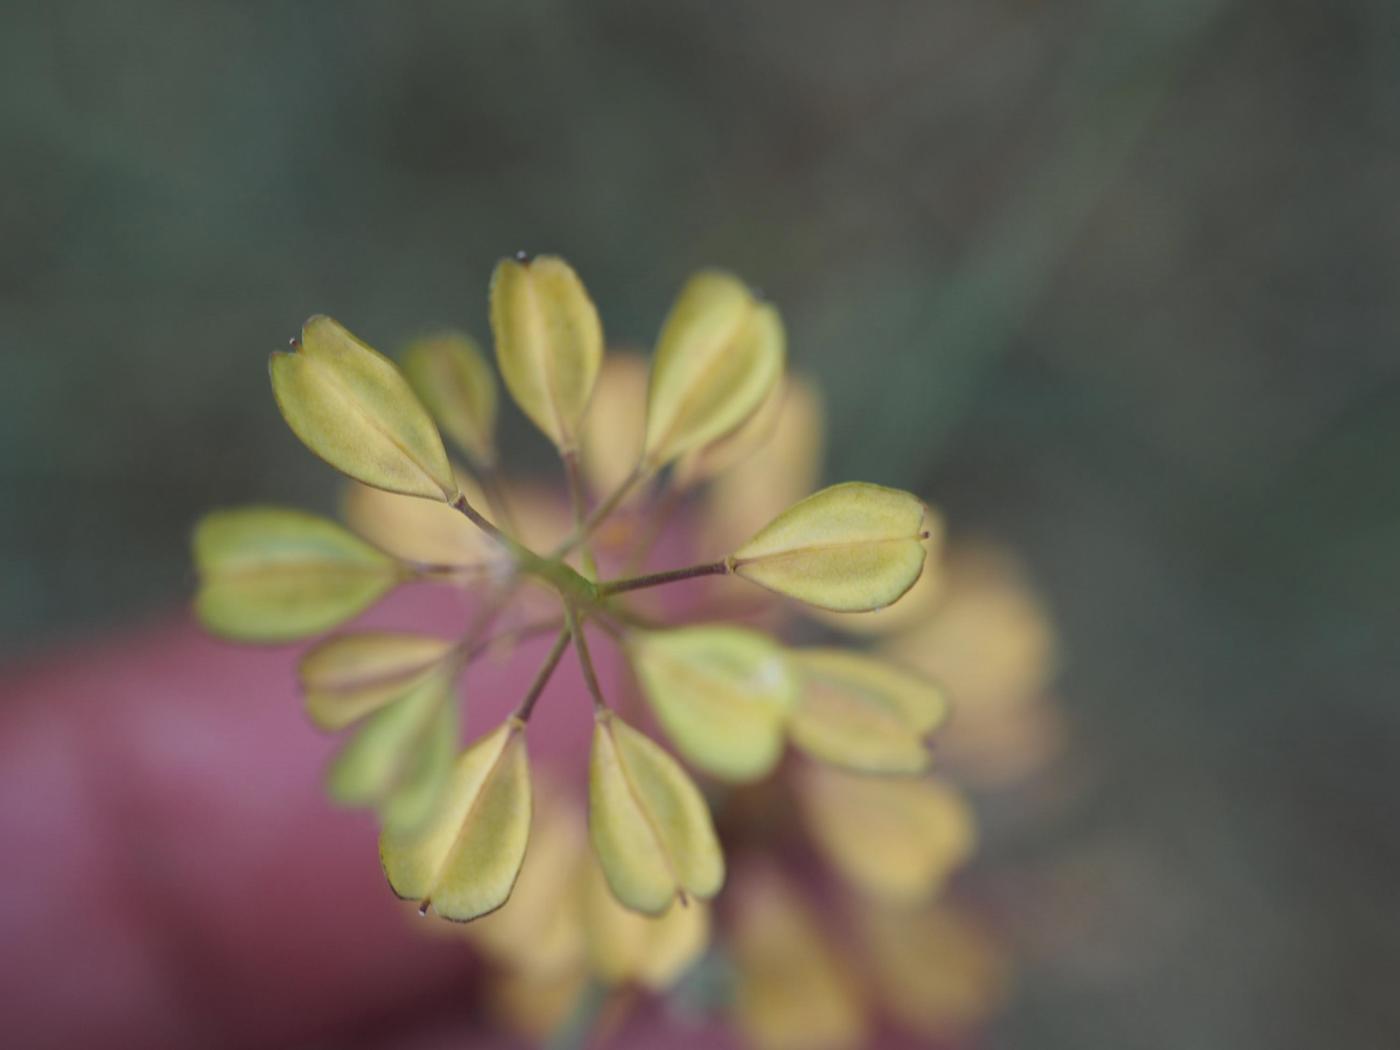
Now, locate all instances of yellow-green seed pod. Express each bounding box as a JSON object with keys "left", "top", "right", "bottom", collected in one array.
[
  {"left": 789, "top": 649, "right": 948, "bottom": 774},
  {"left": 342, "top": 469, "right": 496, "bottom": 567},
  {"left": 581, "top": 851, "right": 710, "bottom": 989},
  {"left": 729, "top": 482, "right": 928, "bottom": 612},
  {"left": 400, "top": 331, "right": 499, "bottom": 468},
  {"left": 193, "top": 507, "right": 398, "bottom": 642},
  {"left": 270, "top": 316, "right": 458, "bottom": 502},
  {"left": 673, "top": 367, "right": 787, "bottom": 488},
  {"left": 489, "top": 255, "right": 603, "bottom": 452},
  {"left": 798, "top": 765, "right": 975, "bottom": 904},
  {"left": 588, "top": 710, "right": 724, "bottom": 915},
  {"left": 326, "top": 672, "right": 456, "bottom": 833},
  {"left": 642, "top": 270, "right": 785, "bottom": 470},
  {"left": 627, "top": 626, "right": 797, "bottom": 782},
  {"left": 381, "top": 717, "right": 532, "bottom": 921},
  {"left": 299, "top": 632, "right": 457, "bottom": 731}
]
